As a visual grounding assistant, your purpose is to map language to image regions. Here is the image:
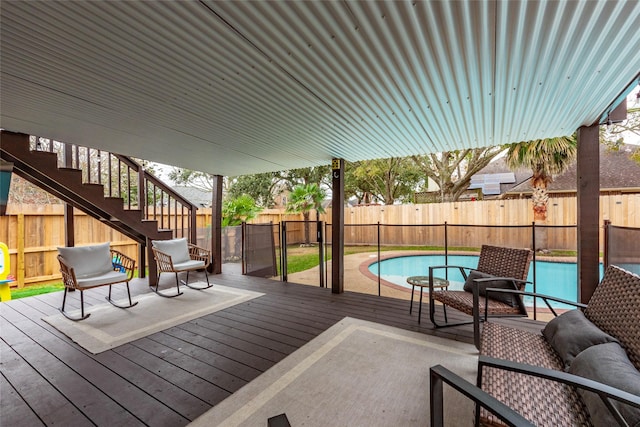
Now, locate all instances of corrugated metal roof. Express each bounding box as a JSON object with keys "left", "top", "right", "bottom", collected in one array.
[{"left": 1, "top": 1, "right": 639, "bottom": 176}]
